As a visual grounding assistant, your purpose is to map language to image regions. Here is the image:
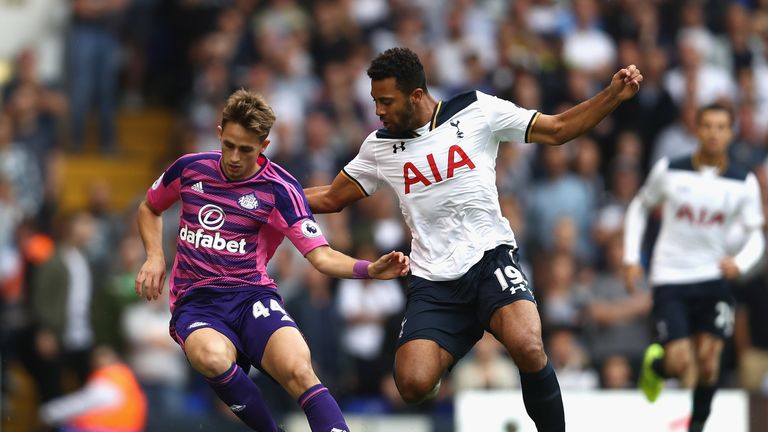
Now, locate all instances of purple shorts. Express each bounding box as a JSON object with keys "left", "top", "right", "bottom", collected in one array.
[{"left": 169, "top": 288, "right": 298, "bottom": 371}]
